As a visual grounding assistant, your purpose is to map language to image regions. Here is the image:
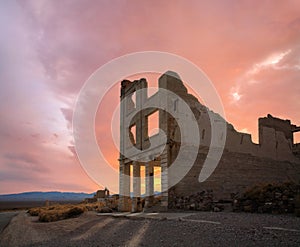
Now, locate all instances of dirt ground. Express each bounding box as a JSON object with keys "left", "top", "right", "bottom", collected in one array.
[{"left": 0, "top": 211, "right": 300, "bottom": 247}]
